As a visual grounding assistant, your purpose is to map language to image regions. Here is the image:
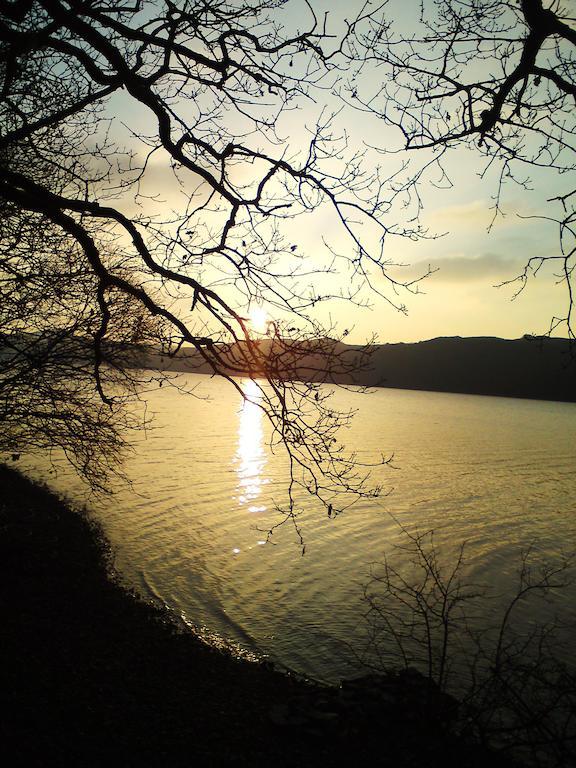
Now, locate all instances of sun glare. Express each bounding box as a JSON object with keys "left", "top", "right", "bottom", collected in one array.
[{"left": 249, "top": 306, "right": 268, "bottom": 334}]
